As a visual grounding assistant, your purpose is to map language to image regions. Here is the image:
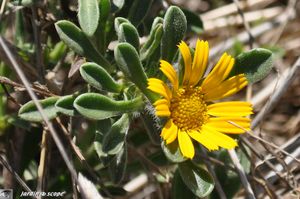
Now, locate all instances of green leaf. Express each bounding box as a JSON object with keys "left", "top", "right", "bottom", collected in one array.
[
  {"left": 172, "top": 169, "right": 197, "bottom": 199},
  {"left": 94, "top": 119, "right": 112, "bottom": 159},
  {"left": 7, "top": 116, "right": 31, "bottom": 131},
  {"left": 230, "top": 48, "right": 273, "bottom": 83},
  {"left": 55, "top": 20, "right": 112, "bottom": 72},
  {"left": 178, "top": 161, "right": 214, "bottom": 198},
  {"left": 151, "top": 17, "right": 163, "bottom": 31},
  {"left": 49, "top": 41, "right": 67, "bottom": 63},
  {"left": 102, "top": 114, "right": 129, "bottom": 154},
  {"left": 182, "top": 9, "right": 203, "bottom": 34},
  {"left": 18, "top": 97, "right": 59, "bottom": 122},
  {"left": 162, "top": 141, "right": 186, "bottom": 163},
  {"left": 161, "top": 6, "right": 187, "bottom": 62},
  {"left": 128, "top": 0, "right": 154, "bottom": 26},
  {"left": 78, "top": 0, "right": 100, "bottom": 36},
  {"left": 15, "top": 9, "right": 26, "bottom": 46},
  {"left": 99, "top": 0, "right": 111, "bottom": 24},
  {"left": 55, "top": 95, "right": 77, "bottom": 116},
  {"left": 74, "top": 93, "right": 143, "bottom": 120},
  {"left": 108, "top": 145, "right": 127, "bottom": 184},
  {"left": 118, "top": 22, "right": 140, "bottom": 52},
  {"left": 80, "top": 62, "right": 123, "bottom": 92},
  {"left": 114, "top": 17, "right": 130, "bottom": 34},
  {"left": 140, "top": 23, "right": 163, "bottom": 61},
  {"left": 114, "top": 43, "right": 157, "bottom": 102}
]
